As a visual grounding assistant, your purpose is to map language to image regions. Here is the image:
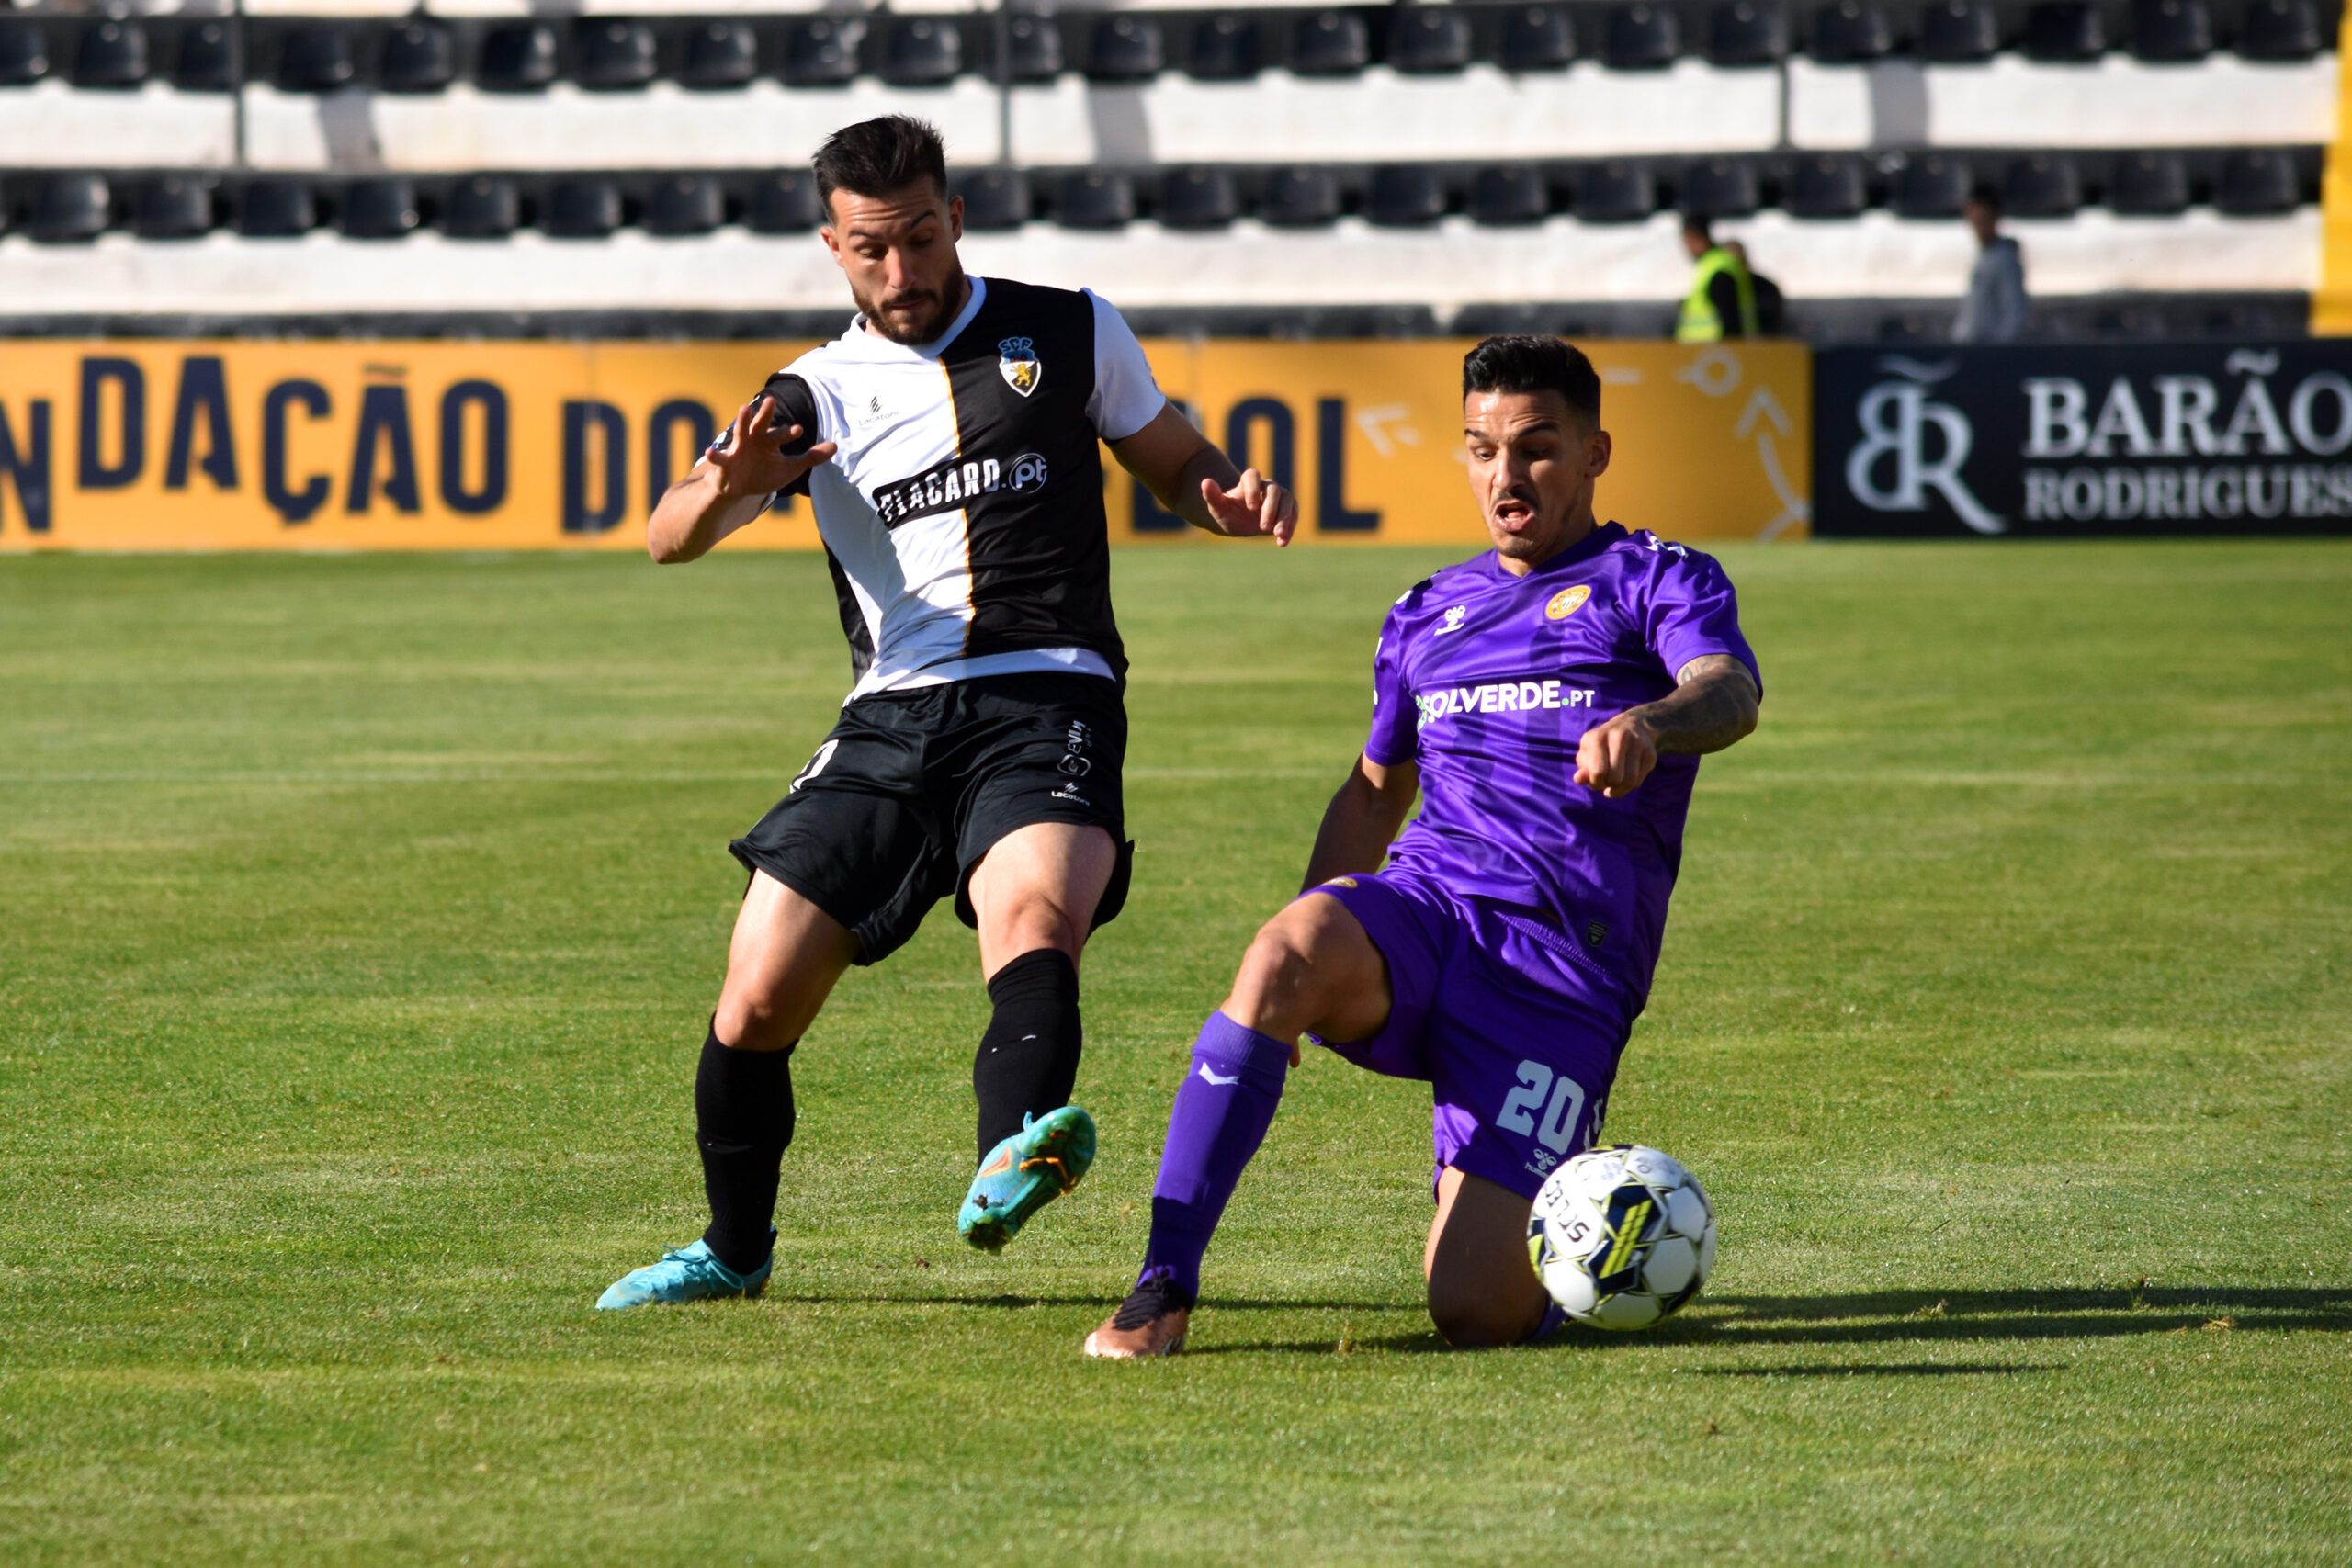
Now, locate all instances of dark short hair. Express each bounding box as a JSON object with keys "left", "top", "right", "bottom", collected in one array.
[
  {"left": 1681, "top": 210, "right": 1713, "bottom": 239},
  {"left": 1965, "top": 183, "right": 2003, "bottom": 215},
  {"left": 813, "top": 116, "right": 948, "bottom": 217},
  {"left": 1462, "top": 336, "right": 1601, "bottom": 425}
]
